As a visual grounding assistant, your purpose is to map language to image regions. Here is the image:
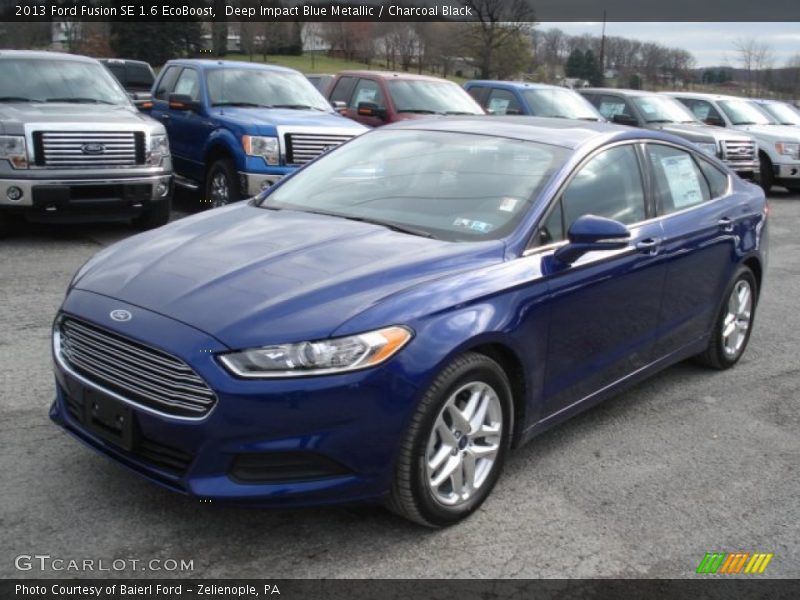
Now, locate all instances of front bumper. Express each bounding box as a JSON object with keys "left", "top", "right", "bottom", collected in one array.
[
  {"left": 724, "top": 159, "right": 760, "bottom": 176},
  {"left": 238, "top": 171, "right": 284, "bottom": 197},
  {"left": 775, "top": 162, "right": 800, "bottom": 180},
  {"left": 49, "top": 289, "right": 421, "bottom": 507},
  {"left": 0, "top": 173, "right": 172, "bottom": 220}
]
